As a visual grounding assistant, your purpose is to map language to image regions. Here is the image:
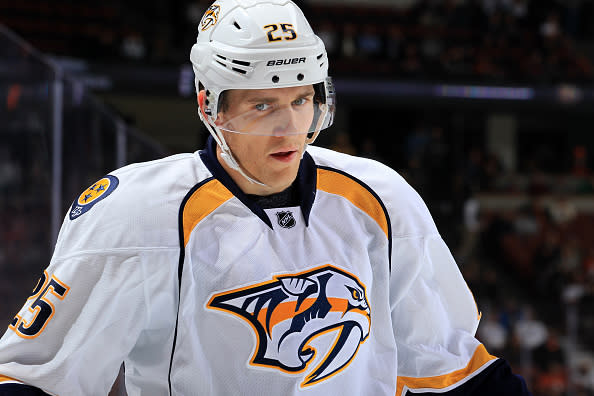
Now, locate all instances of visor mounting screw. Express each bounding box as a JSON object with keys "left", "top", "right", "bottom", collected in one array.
[
  {"left": 297, "top": 73, "right": 304, "bottom": 81},
  {"left": 272, "top": 75, "right": 279, "bottom": 83}
]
